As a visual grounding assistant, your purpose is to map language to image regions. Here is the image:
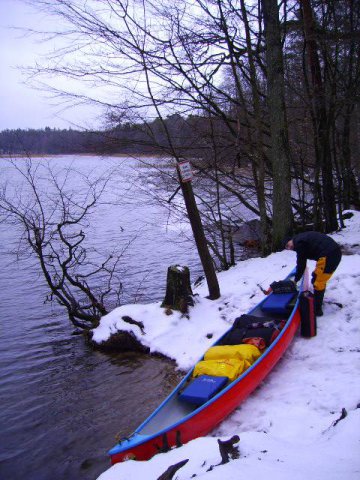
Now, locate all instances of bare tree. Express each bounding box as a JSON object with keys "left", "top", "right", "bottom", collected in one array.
[
  {"left": 0, "top": 159, "right": 127, "bottom": 329},
  {"left": 262, "top": 0, "right": 293, "bottom": 248},
  {"left": 301, "top": 0, "right": 338, "bottom": 232}
]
